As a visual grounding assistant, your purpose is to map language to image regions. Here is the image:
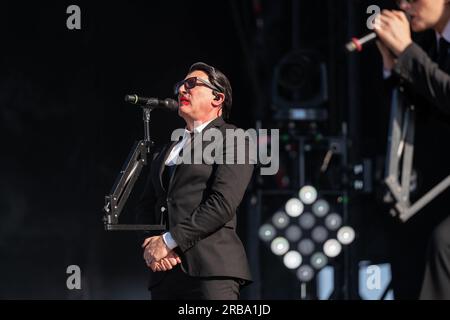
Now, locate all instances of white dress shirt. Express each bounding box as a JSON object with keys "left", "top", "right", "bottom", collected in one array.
[
  {"left": 162, "top": 117, "right": 217, "bottom": 250},
  {"left": 164, "top": 119, "right": 215, "bottom": 166}
]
